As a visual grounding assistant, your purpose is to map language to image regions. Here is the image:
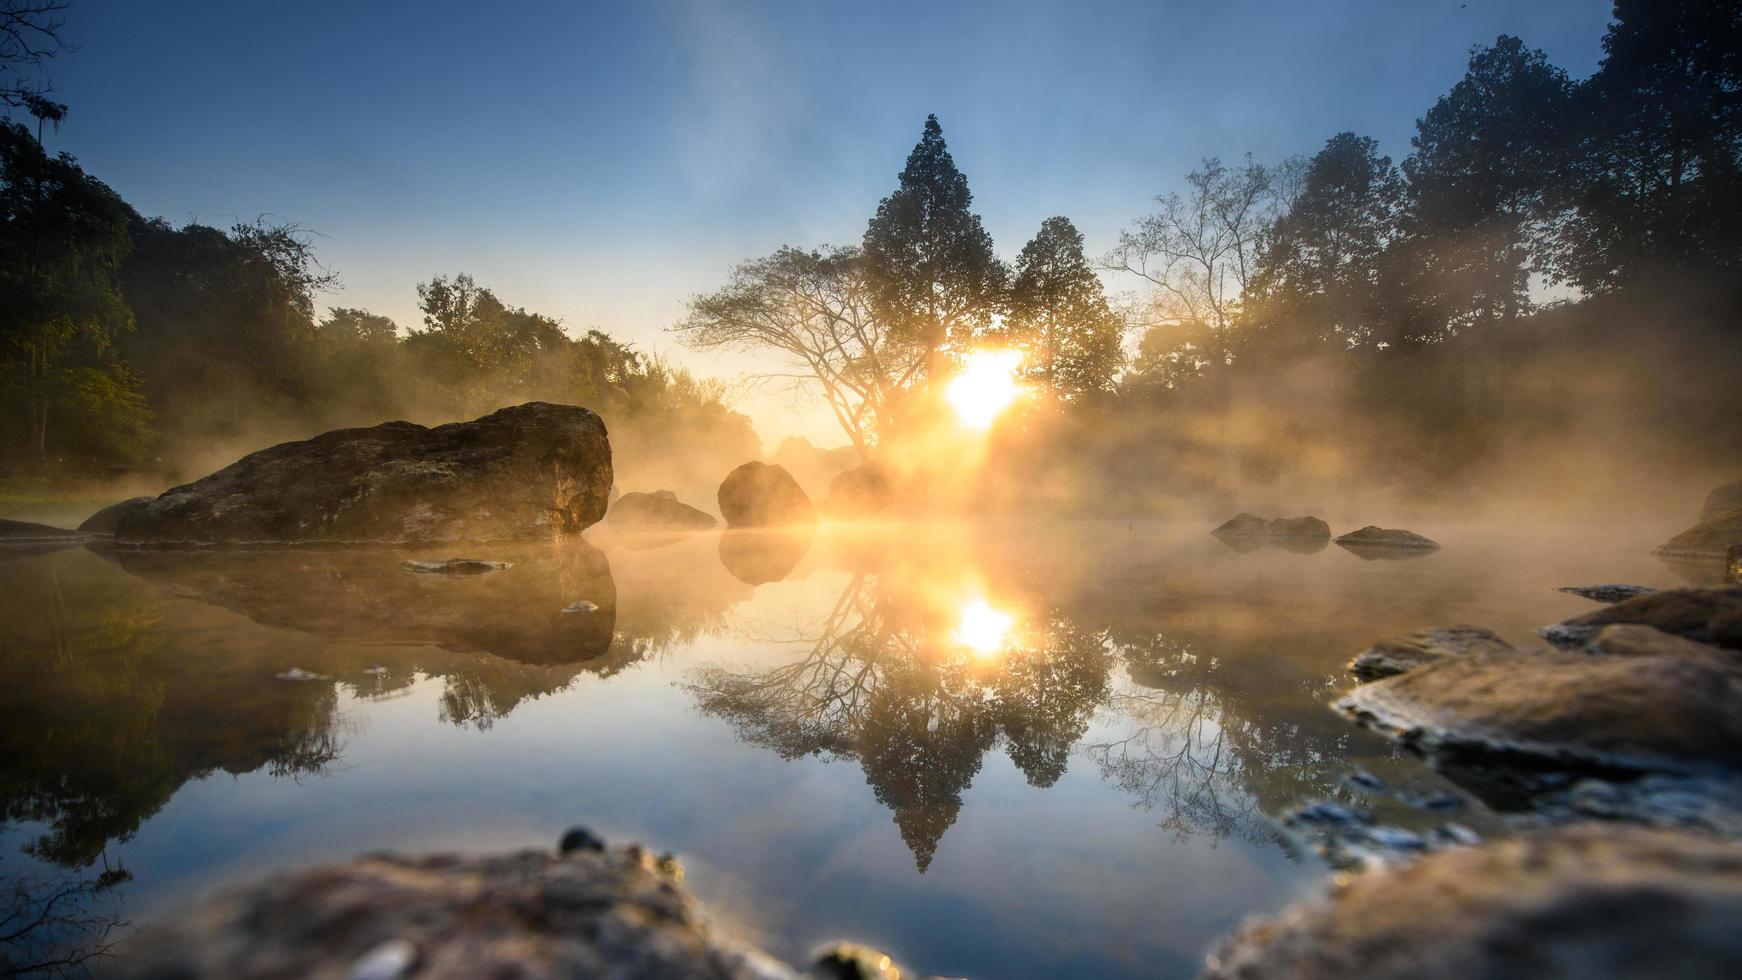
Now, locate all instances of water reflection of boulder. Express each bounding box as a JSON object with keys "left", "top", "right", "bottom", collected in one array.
[
  {"left": 717, "top": 527, "right": 814, "bottom": 585},
  {"left": 111, "top": 541, "right": 618, "bottom": 666}
]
